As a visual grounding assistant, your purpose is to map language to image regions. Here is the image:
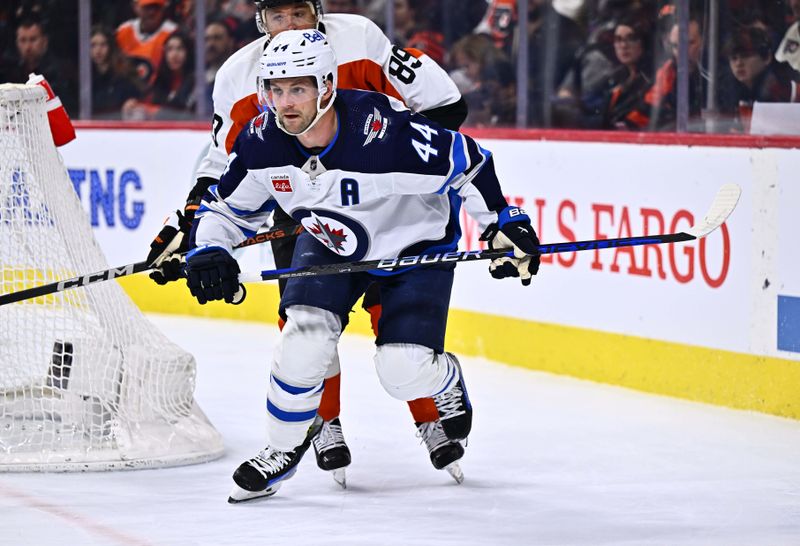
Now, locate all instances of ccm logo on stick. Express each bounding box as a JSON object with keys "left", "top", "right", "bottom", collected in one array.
[{"left": 56, "top": 265, "right": 136, "bottom": 291}]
